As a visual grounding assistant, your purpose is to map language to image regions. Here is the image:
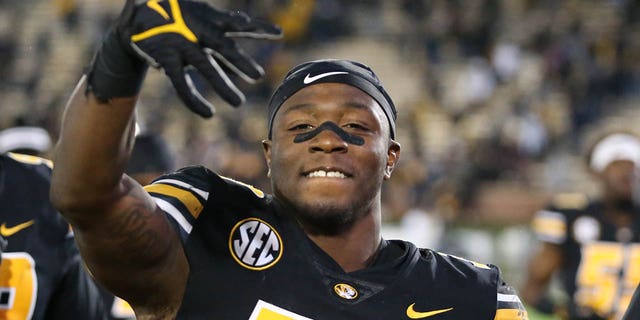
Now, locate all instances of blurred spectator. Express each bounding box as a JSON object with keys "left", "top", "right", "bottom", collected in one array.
[
  {"left": 521, "top": 131, "right": 640, "bottom": 319},
  {"left": 125, "top": 133, "right": 175, "bottom": 185},
  {"left": 381, "top": 156, "right": 445, "bottom": 249}
]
